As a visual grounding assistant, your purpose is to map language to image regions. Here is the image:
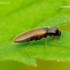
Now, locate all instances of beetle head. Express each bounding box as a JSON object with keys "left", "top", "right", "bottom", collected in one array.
[{"left": 47, "top": 27, "right": 61, "bottom": 36}]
